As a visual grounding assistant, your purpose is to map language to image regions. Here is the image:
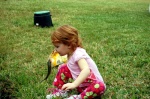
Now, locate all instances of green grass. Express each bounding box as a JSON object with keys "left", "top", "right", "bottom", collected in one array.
[{"left": 0, "top": 0, "right": 150, "bottom": 99}]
